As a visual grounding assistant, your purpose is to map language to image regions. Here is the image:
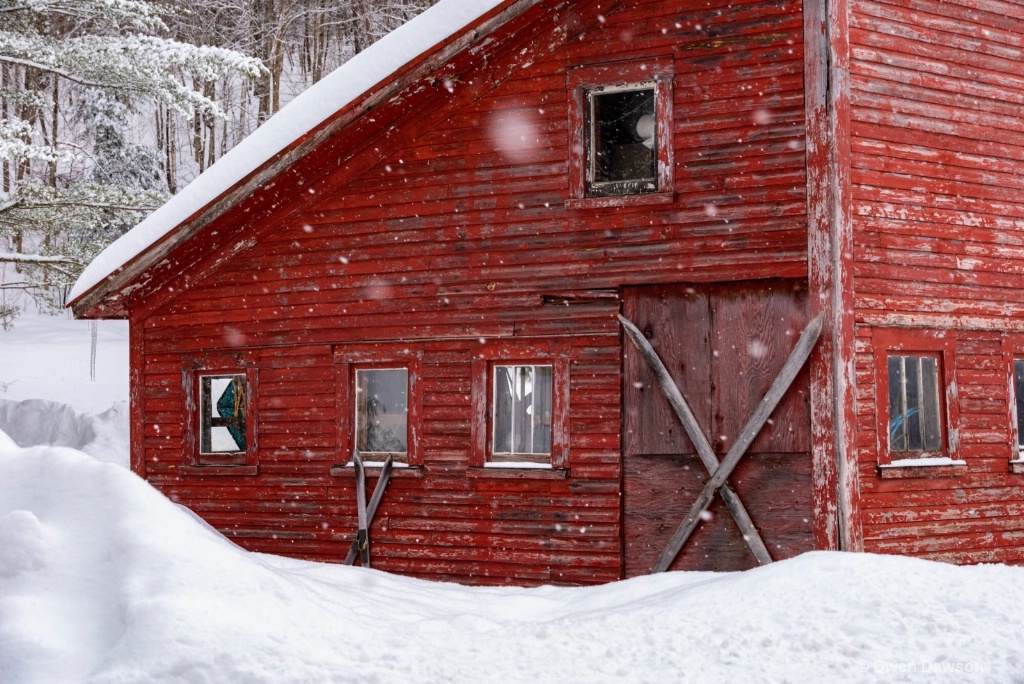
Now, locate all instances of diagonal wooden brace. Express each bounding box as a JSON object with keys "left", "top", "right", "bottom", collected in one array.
[
  {"left": 649, "top": 313, "right": 823, "bottom": 573},
  {"left": 354, "top": 454, "right": 370, "bottom": 566},
  {"left": 344, "top": 454, "right": 394, "bottom": 567},
  {"left": 619, "top": 314, "right": 773, "bottom": 566}
]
